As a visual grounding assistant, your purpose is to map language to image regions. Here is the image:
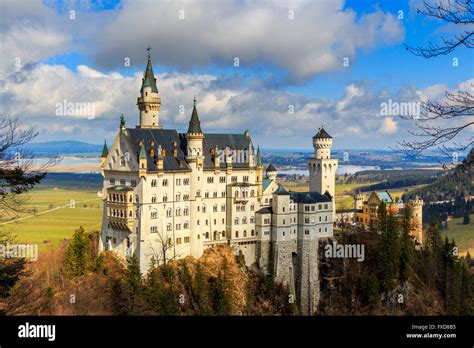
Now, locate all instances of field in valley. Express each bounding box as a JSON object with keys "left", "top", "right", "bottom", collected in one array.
[
  {"left": 0, "top": 188, "right": 103, "bottom": 250},
  {"left": 442, "top": 215, "right": 474, "bottom": 256}
]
